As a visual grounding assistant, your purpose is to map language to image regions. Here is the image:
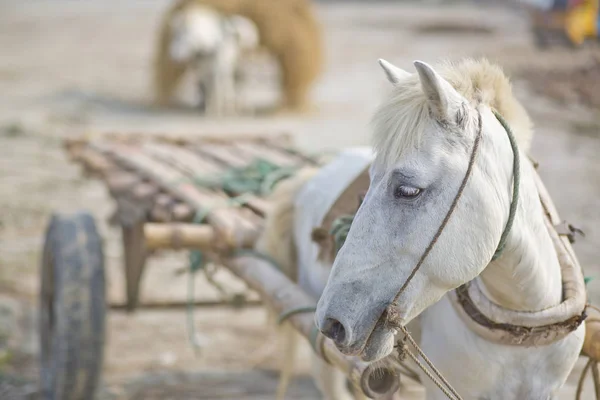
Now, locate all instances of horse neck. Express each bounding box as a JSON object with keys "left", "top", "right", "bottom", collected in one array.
[{"left": 477, "top": 140, "right": 563, "bottom": 313}]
